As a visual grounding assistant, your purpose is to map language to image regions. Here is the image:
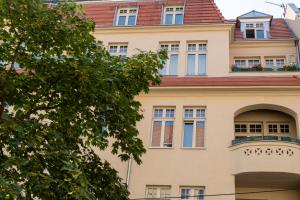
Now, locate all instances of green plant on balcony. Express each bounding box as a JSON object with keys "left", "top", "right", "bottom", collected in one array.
[
  {"left": 283, "top": 63, "right": 298, "bottom": 71},
  {"left": 251, "top": 63, "right": 263, "bottom": 71}
]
